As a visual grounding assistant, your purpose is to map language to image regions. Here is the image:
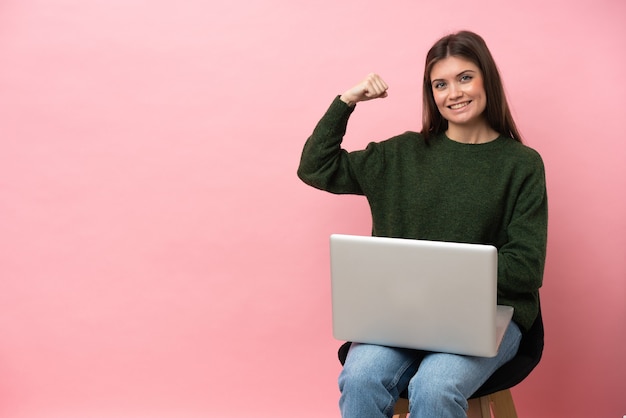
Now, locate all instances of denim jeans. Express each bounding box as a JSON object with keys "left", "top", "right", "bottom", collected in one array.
[{"left": 338, "top": 321, "right": 522, "bottom": 418}]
